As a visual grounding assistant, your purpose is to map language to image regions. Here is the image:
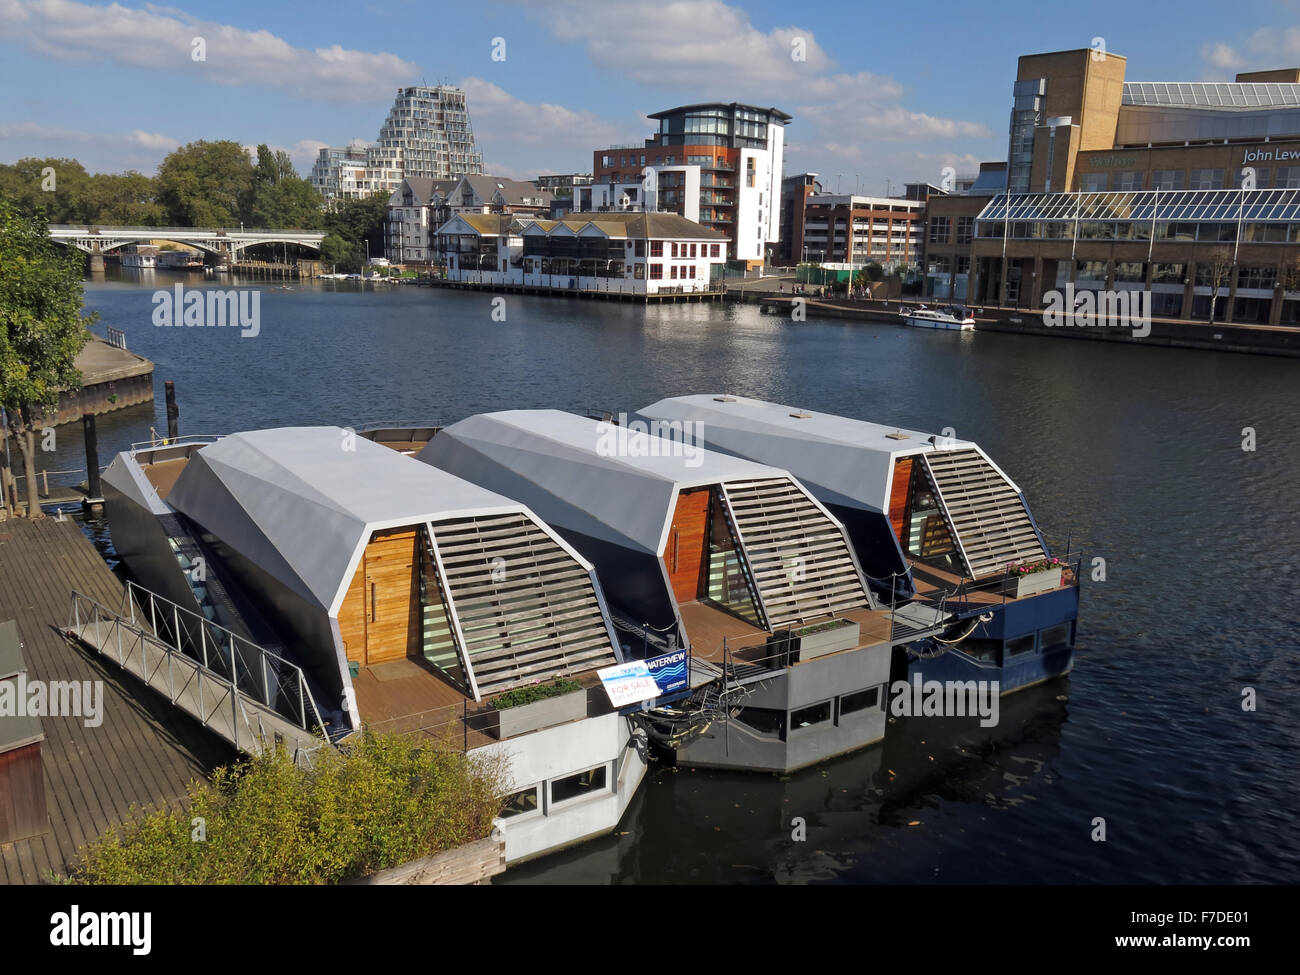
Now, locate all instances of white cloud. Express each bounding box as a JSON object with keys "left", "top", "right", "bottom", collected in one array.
[
  {"left": 1202, "top": 42, "right": 1243, "bottom": 70},
  {"left": 459, "top": 77, "right": 644, "bottom": 175},
  {"left": 0, "top": 0, "right": 417, "bottom": 101},
  {"left": 517, "top": 0, "right": 833, "bottom": 88}
]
